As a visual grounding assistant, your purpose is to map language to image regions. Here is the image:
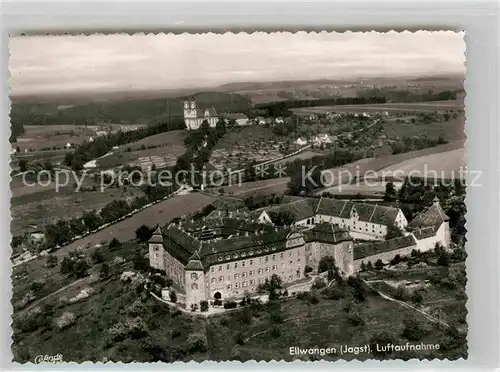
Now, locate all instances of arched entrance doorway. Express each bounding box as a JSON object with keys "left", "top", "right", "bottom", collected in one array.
[{"left": 214, "top": 292, "right": 222, "bottom": 300}]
